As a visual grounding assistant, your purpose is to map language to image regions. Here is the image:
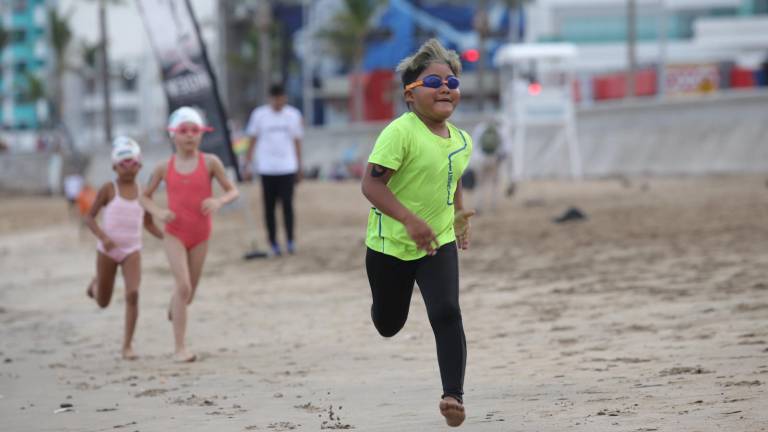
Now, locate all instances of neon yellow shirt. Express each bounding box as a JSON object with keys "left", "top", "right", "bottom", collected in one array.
[{"left": 366, "top": 112, "right": 473, "bottom": 261}]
